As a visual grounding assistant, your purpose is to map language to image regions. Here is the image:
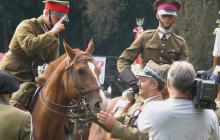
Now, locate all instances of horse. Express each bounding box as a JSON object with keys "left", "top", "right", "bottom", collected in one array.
[{"left": 31, "top": 39, "right": 108, "bottom": 140}]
